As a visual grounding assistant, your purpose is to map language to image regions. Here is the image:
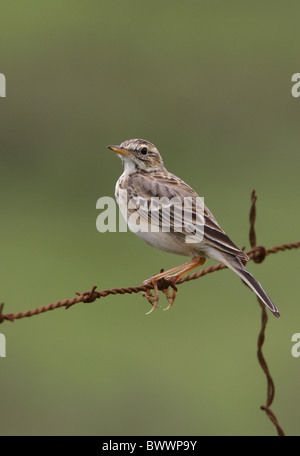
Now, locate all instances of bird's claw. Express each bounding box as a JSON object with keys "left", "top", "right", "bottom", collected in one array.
[
  {"left": 162, "top": 286, "right": 177, "bottom": 310},
  {"left": 142, "top": 289, "right": 160, "bottom": 315}
]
